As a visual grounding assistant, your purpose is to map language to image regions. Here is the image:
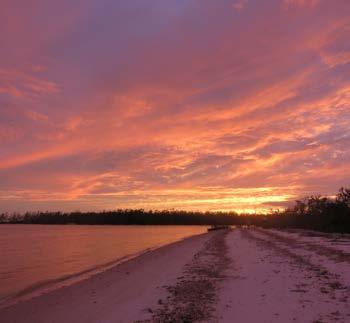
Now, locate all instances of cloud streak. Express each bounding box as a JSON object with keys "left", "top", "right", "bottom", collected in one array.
[{"left": 0, "top": 0, "right": 349, "bottom": 213}]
